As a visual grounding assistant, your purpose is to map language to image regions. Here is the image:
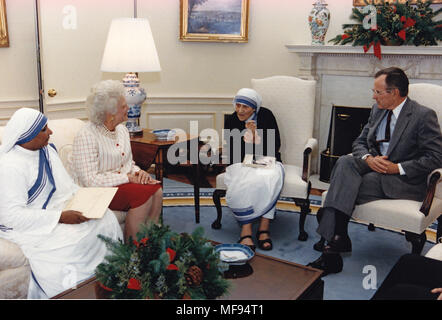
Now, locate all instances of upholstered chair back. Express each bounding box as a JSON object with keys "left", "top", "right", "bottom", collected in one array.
[
  {"left": 251, "top": 76, "right": 316, "bottom": 167},
  {"left": 408, "top": 83, "right": 442, "bottom": 127}
]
